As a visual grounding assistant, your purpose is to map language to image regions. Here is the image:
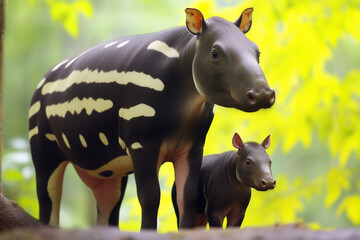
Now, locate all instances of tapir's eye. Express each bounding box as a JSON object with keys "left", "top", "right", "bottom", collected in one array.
[
  {"left": 211, "top": 50, "right": 218, "bottom": 59},
  {"left": 245, "top": 159, "right": 253, "bottom": 167}
]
